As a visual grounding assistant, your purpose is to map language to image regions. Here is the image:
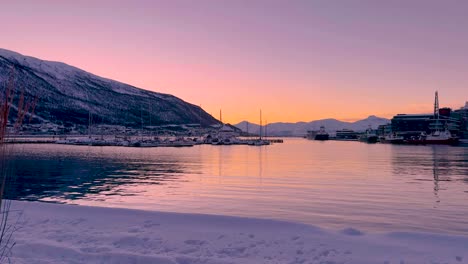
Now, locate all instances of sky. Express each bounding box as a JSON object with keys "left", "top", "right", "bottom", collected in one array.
[{"left": 1, "top": 0, "right": 468, "bottom": 124}]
